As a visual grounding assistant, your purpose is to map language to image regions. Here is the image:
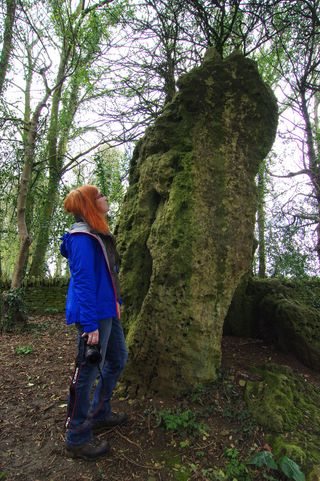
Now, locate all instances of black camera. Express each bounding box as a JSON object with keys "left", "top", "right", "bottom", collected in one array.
[{"left": 84, "top": 340, "right": 102, "bottom": 365}]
